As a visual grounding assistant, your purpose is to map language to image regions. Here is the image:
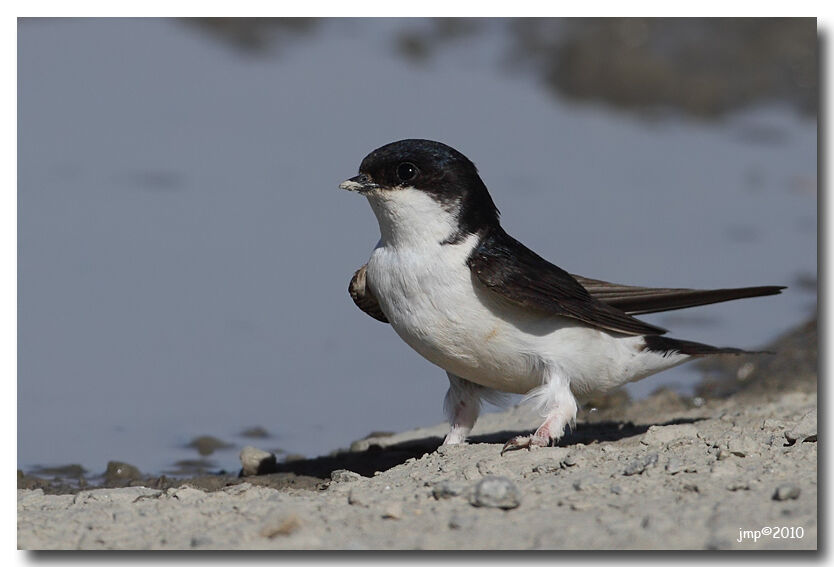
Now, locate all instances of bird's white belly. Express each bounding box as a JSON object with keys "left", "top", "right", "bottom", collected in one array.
[
  {"left": 366, "top": 238, "right": 688, "bottom": 397},
  {"left": 367, "top": 242, "right": 538, "bottom": 393}
]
